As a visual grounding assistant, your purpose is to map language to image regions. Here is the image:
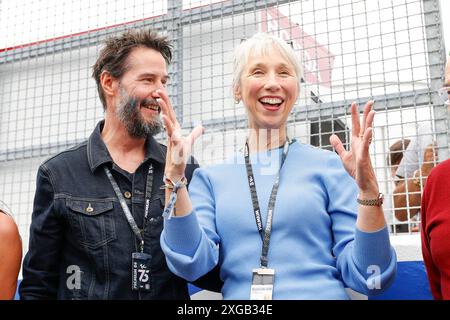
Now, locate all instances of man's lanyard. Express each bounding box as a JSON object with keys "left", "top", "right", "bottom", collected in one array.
[
  {"left": 104, "top": 164, "right": 154, "bottom": 253},
  {"left": 244, "top": 138, "right": 291, "bottom": 268}
]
